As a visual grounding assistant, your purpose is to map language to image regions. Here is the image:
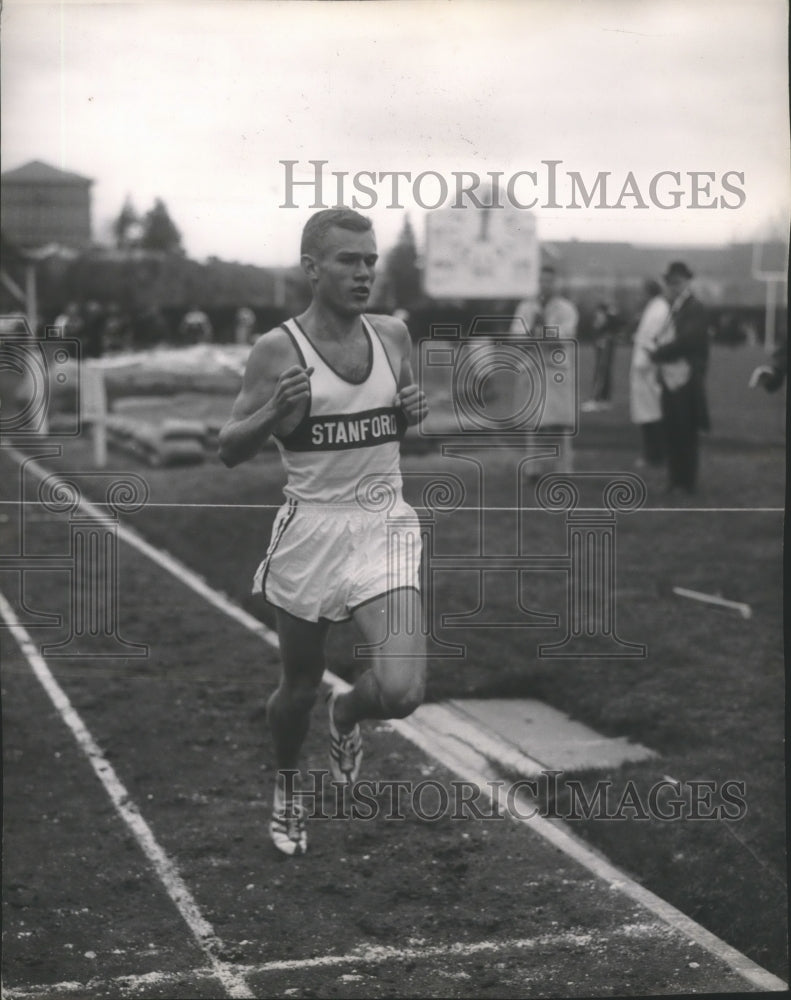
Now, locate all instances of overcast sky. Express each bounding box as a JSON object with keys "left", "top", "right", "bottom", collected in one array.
[{"left": 1, "top": 0, "right": 788, "bottom": 266}]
